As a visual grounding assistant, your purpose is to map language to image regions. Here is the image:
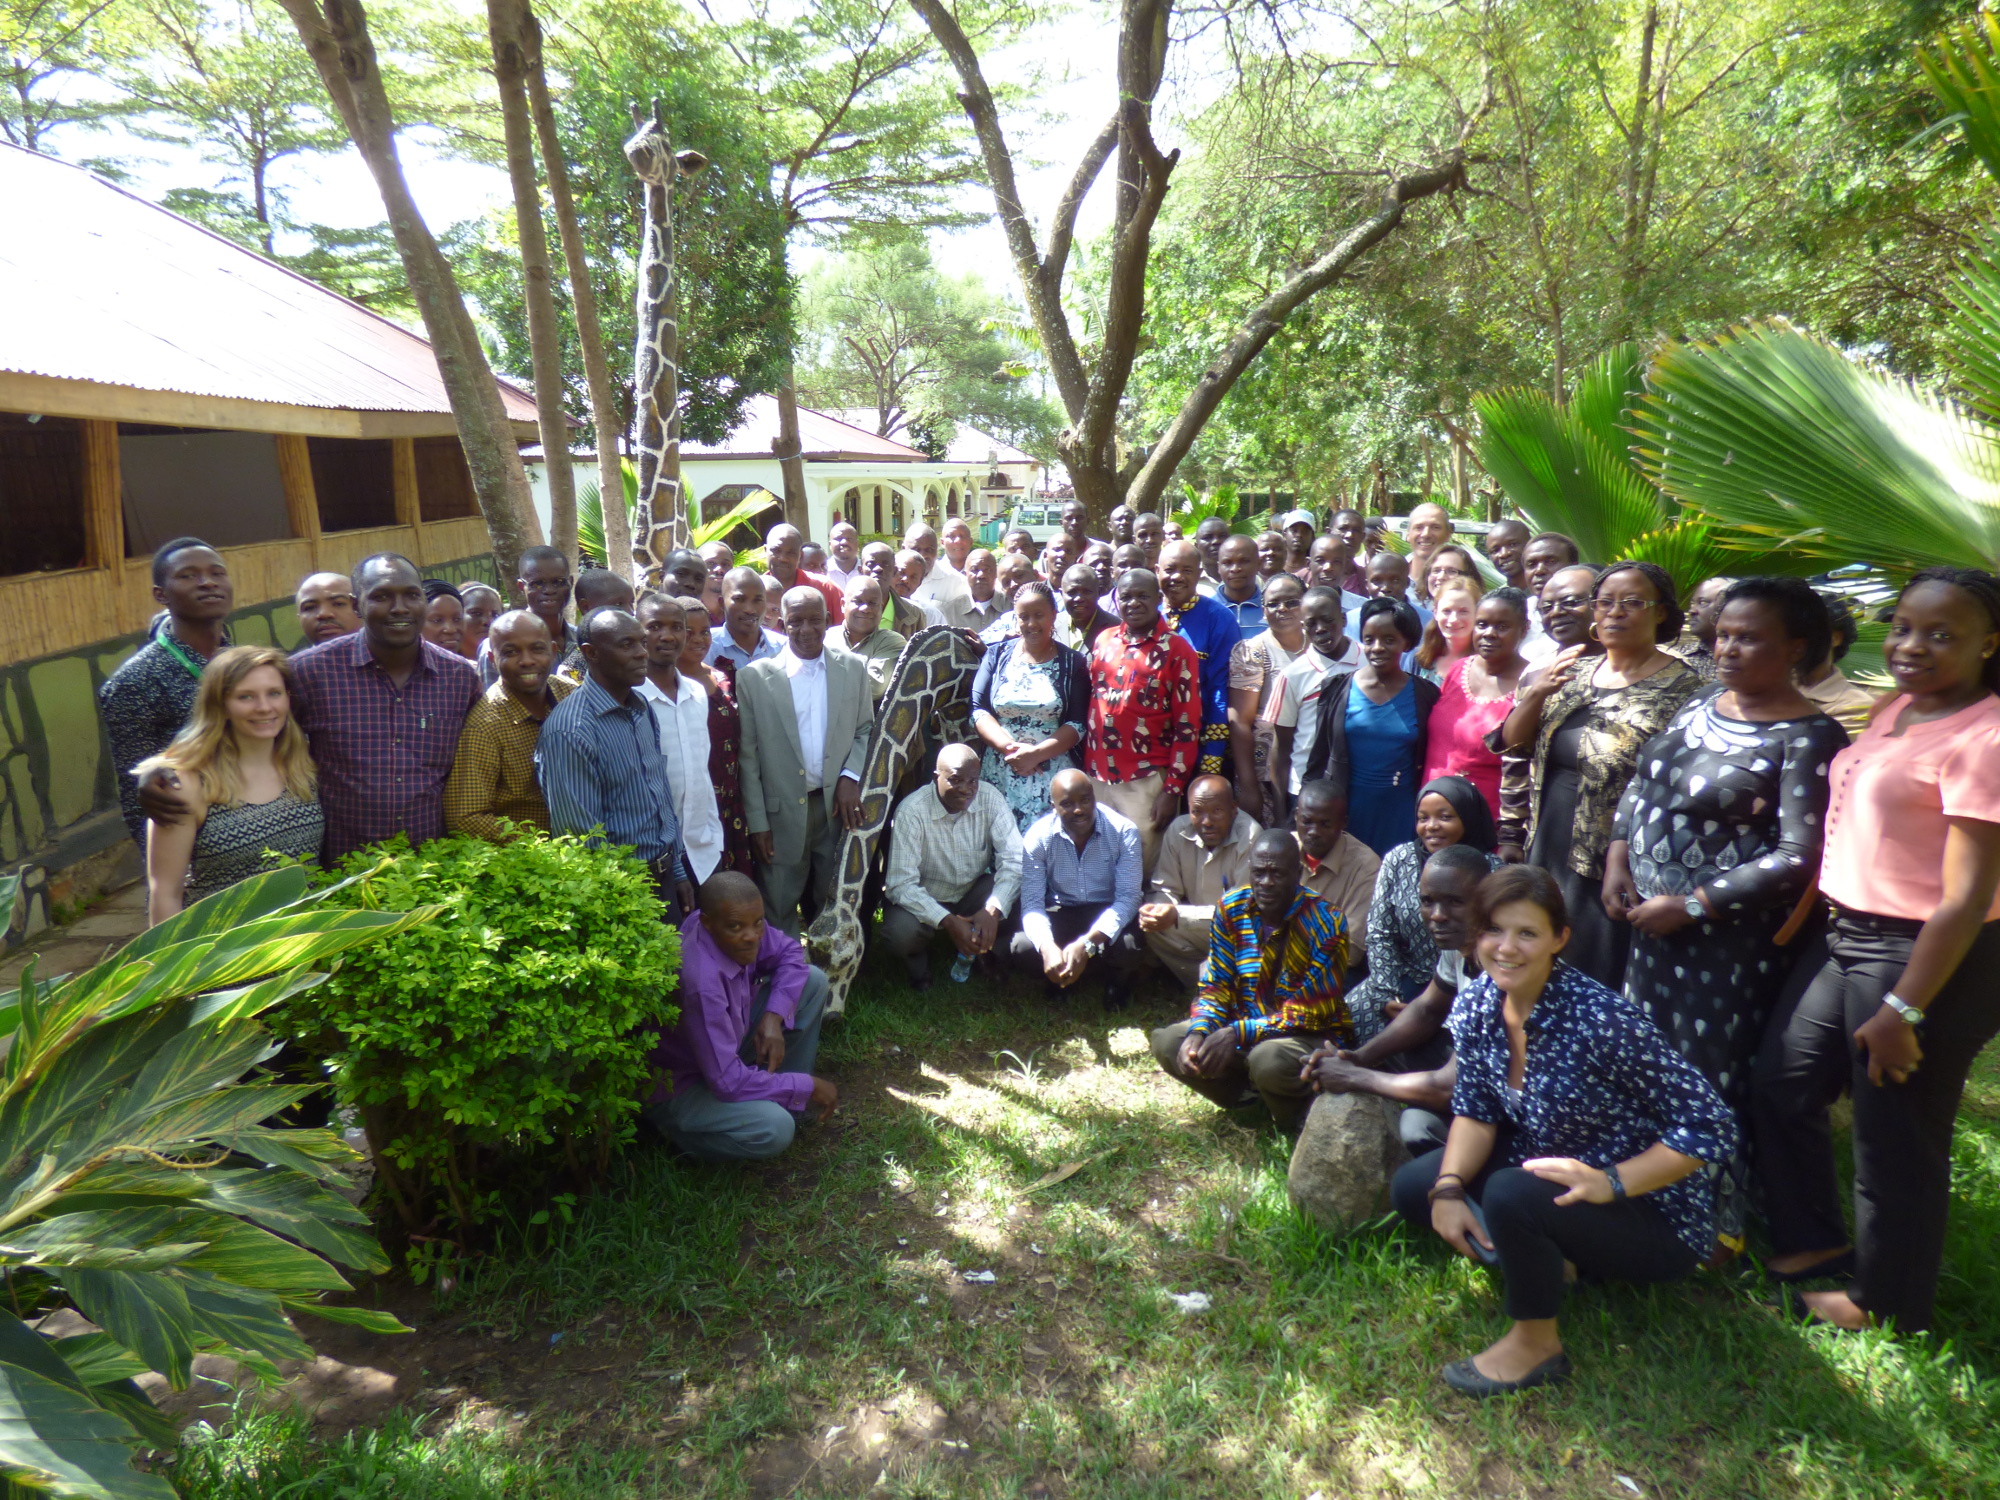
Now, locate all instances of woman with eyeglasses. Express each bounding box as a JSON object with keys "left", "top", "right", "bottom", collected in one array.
[
  {"left": 1228, "top": 571, "right": 1307, "bottom": 826},
  {"left": 1499, "top": 562, "right": 1700, "bottom": 988},
  {"left": 1424, "top": 543, "right": 1484, "bottom": 608},
  {"left": 1491, "top": 566, "right": 1603, "bottom": 863}
]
